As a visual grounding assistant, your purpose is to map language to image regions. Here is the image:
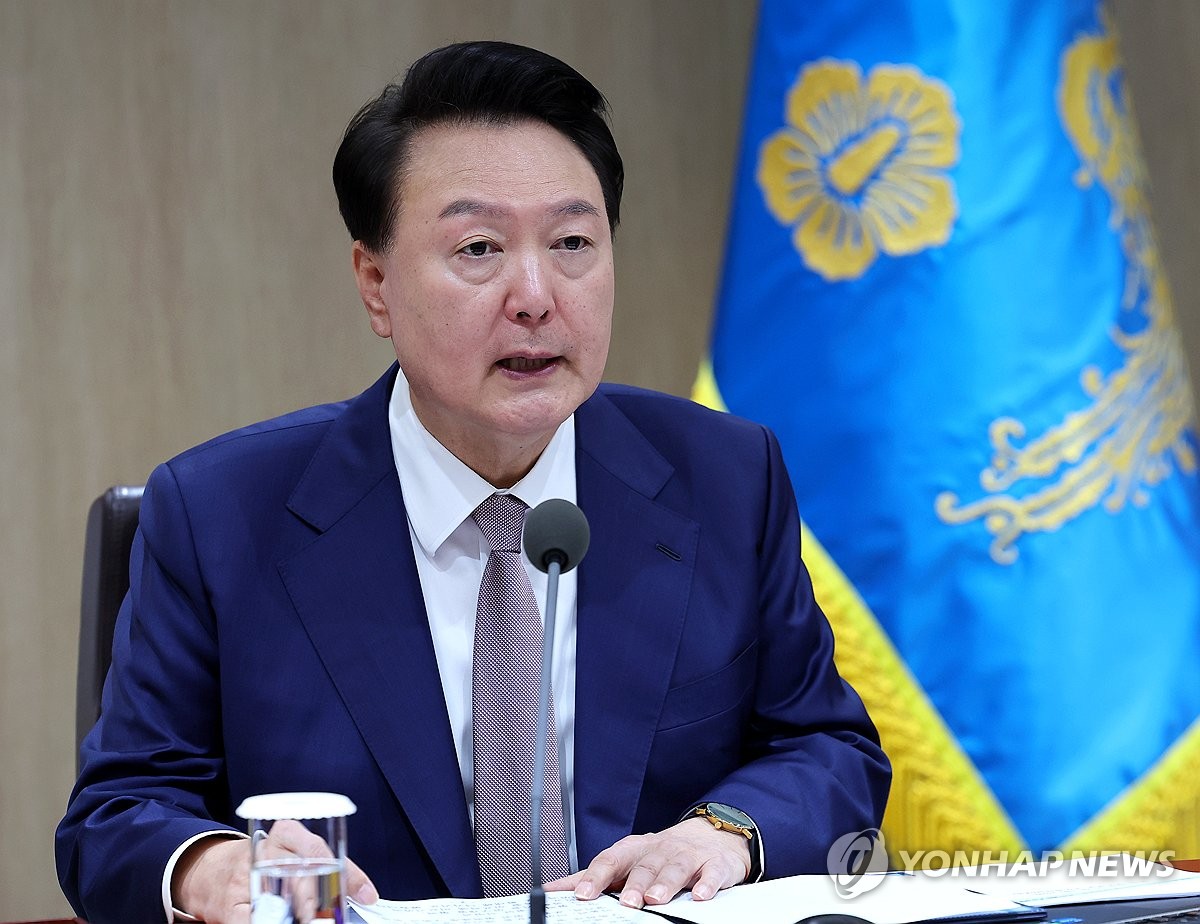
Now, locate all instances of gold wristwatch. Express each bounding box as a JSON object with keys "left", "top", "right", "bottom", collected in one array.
[{"left": 689, "top": 802, "right": 763, "bottom": 882}]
